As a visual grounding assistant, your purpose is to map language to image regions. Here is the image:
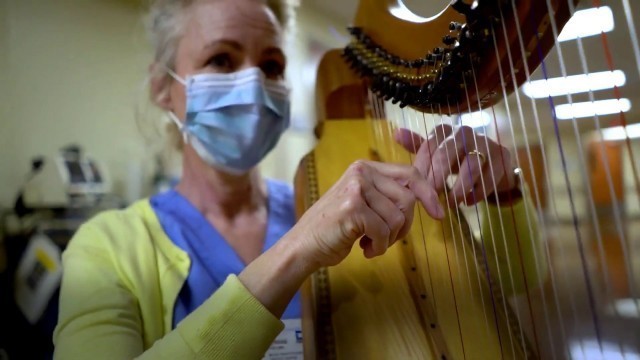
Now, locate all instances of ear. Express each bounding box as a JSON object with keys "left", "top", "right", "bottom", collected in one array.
[{"left": 149, "top": 62, "right": 173, "bottom": 111}]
